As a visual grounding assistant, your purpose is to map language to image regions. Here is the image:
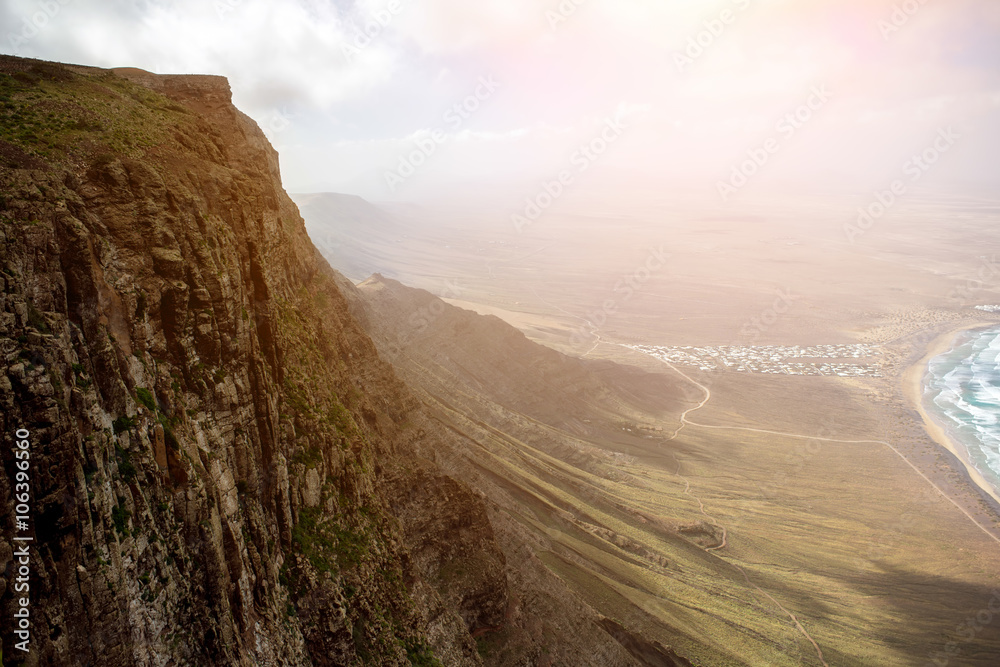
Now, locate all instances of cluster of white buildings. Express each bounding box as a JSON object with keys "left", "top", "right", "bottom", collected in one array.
[
  {"left": 975, "top": 305, "right": 1000, "bottom": 313},
  {"left": 628, "top": 344, "right": 883, "bottom": 378}
]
